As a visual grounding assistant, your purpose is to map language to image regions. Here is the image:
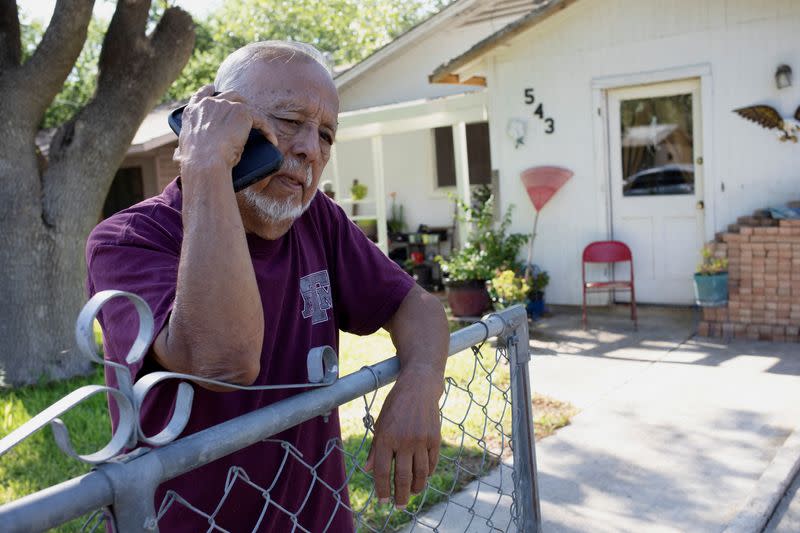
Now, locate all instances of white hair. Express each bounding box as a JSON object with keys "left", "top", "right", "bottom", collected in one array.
[{"left": 214, "top": 41, "right": 333, "bottom": 93}]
